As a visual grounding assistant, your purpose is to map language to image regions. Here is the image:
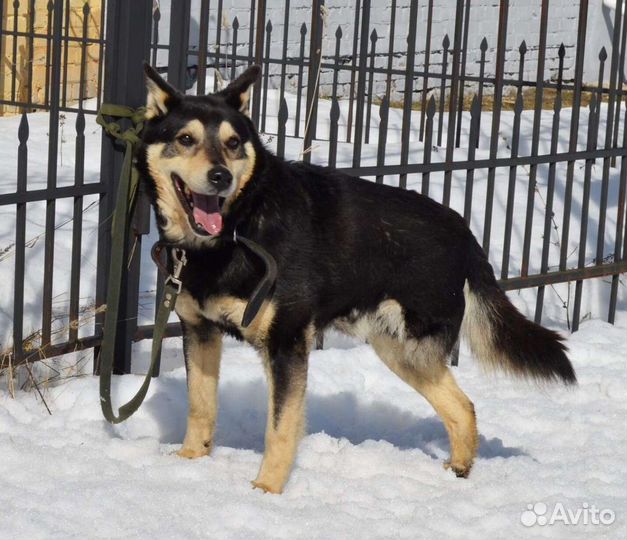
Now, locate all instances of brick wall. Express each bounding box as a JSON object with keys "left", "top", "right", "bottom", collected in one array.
[{"left": 0, "top": 0, "right": 102, "bottom": 116}]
